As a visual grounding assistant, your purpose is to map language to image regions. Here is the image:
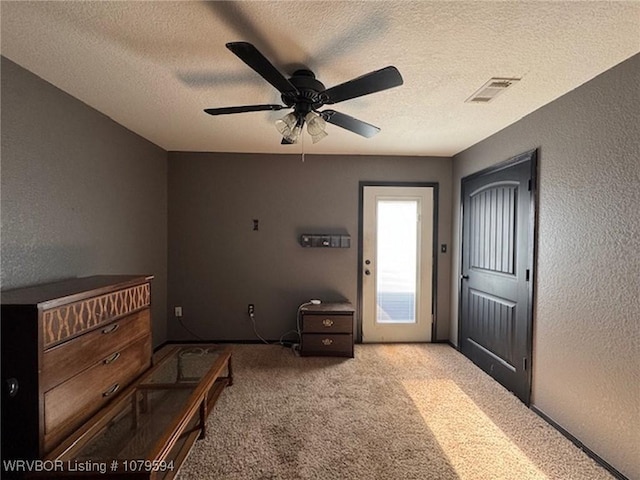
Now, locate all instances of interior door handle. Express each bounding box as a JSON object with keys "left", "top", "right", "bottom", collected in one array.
[{"left": 461, "top": 274, "right": 469, "bottom": 280}]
